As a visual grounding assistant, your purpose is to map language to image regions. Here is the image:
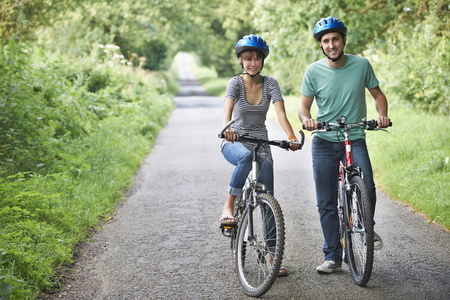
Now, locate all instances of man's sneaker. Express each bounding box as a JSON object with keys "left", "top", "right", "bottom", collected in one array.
[
  {"left": 374, "top": 231, "right": 383, "bottom": 250},
  {"left": 316, "top": 260, "right": 342, "bottom": 273}
]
